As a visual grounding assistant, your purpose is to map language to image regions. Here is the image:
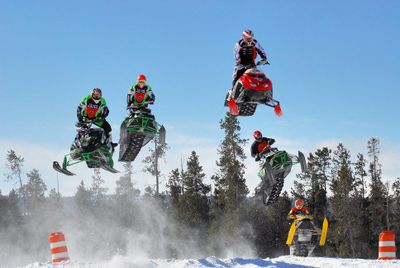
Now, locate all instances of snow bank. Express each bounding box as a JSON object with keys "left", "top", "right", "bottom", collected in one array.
[{"left": 22, "top": 255, "right": 400, "bottom": 268}]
